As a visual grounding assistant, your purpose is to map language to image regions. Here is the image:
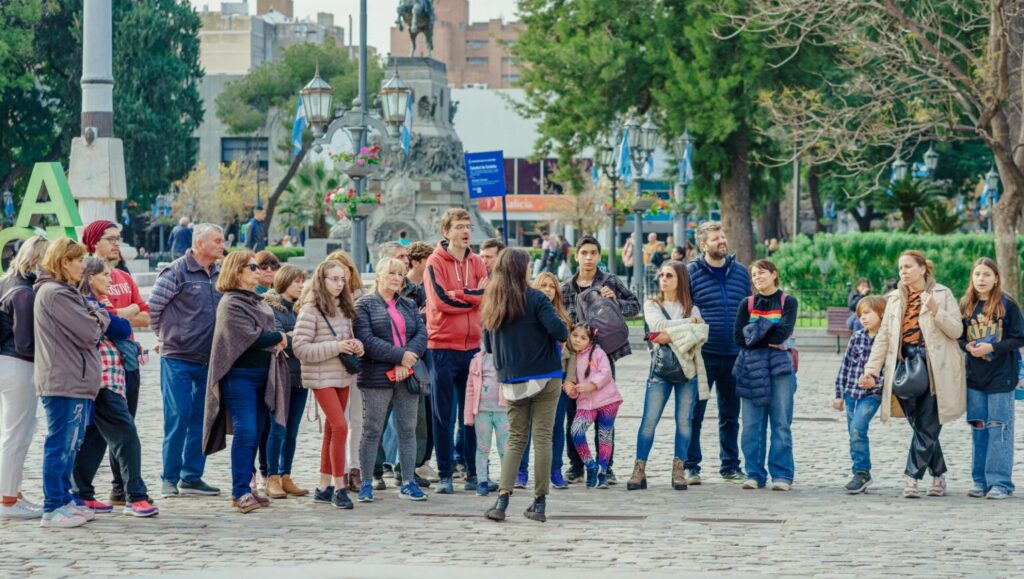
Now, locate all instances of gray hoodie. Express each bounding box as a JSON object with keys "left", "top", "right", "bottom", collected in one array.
[{"left": 33, "top": 272, "right": 110, "bottom": 399}]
